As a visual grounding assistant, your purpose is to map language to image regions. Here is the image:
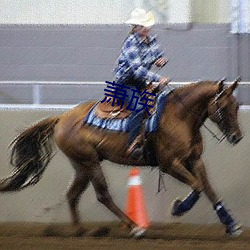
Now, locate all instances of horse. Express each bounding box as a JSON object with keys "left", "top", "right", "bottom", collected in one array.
[{"left": 0, "top": 78, "right": 243, "bottom": 237}]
